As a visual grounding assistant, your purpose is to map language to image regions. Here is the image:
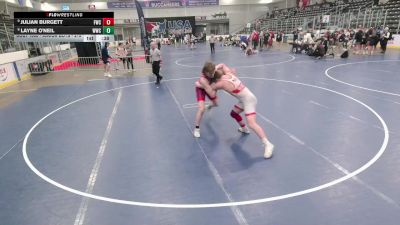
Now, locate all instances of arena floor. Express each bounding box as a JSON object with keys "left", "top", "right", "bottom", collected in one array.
[{"left": 1, "top": 43, "right": 399, "bottom": 225}]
